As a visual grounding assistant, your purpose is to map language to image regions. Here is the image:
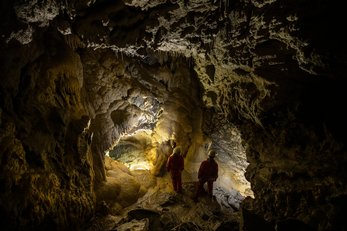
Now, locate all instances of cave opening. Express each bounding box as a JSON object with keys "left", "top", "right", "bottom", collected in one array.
[
  {"left": 107, "top": 130, "right": 153, "bottom": 171},
  {"left": 85, "top": 48, "right": 254, "bottom": 222}
]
